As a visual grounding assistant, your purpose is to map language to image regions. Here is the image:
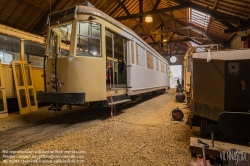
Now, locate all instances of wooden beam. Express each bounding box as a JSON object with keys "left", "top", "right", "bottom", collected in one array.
[
  {"left": 160, "top": 14, "right": 219, "bottom": 44},
  {"left": 139, "top": 0, "right": 143, "bottom": 23},
  {"left": 115, "top": 4, "right": 188, "bottom": 21},
  {"left": 161, "top": 24, "right": 164, "bottom": 47},
  {"left": 0, "top": 0, "right": 11, "bottom": 16},
  {"left": 115, "top": 0, "right": 130, "bottom": 16},
  {"left": 13, "top": 4, "right": 30, "bottom": 26},
  {"left": 146, "top": 0, "right": 166, "bottom": 50},
  {"left": 109, "top": 0, "right": 126, "bottom": 16},
  {"left": 31, "top": 0, "right": 62, "bottom": 33},
  {"left": 138, "top": 23, "right": 156, "bottom": 43},
  {"left": 4, "top": 1, "right": 23, "bottom": 24},
  {"left": 159, "top": 53, "right": 185, "bottom": 55},
  {"left": 153, "top": 0, "right": 161, "bottom": 10},
  {"left": 212, "top": 0, "right": 218, "bottom": 10},
  {"left": 148, "top": 39, "right": 191, "bottom": 45},
  {"left": 24, "top": 0, "right": 49, "bottom": 10}
]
